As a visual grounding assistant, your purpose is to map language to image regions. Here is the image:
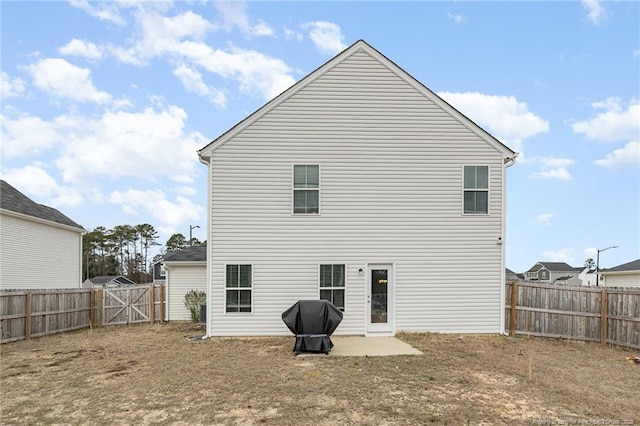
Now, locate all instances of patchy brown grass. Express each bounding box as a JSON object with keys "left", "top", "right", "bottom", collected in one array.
[{"left": 1, "top": 323, "right": 638, "bottom": 425}]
